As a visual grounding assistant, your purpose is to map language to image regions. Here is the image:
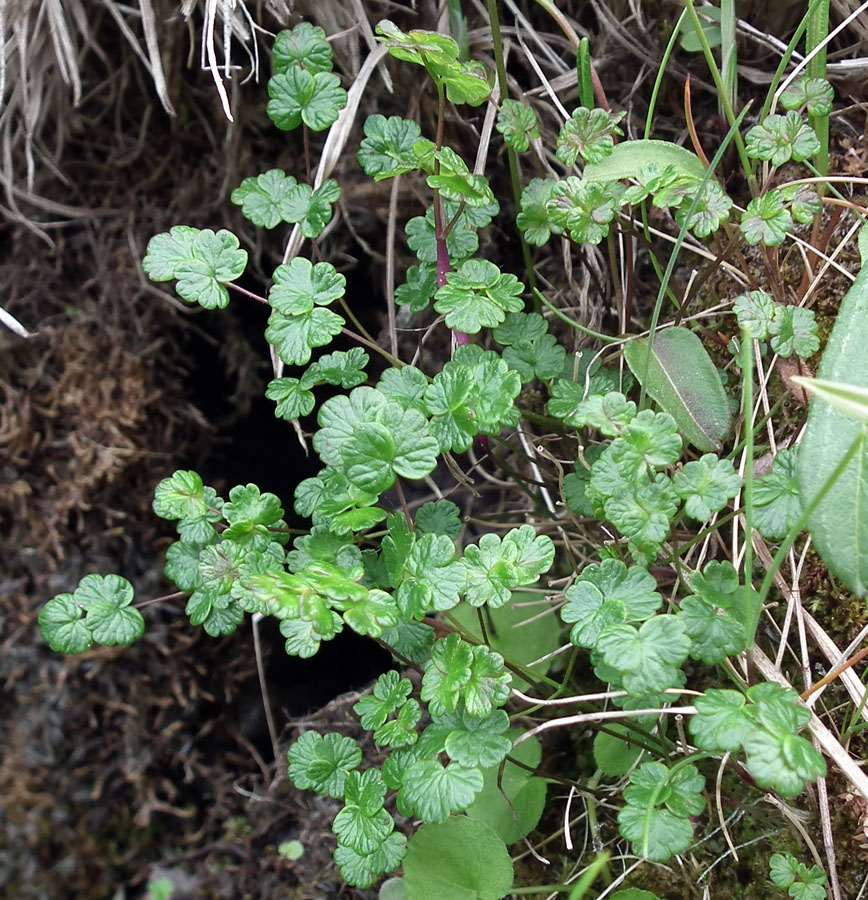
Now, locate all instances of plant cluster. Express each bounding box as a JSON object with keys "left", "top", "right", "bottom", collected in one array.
[{"left": 37, "top": 6, "right": 868, "bottom": 898}]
